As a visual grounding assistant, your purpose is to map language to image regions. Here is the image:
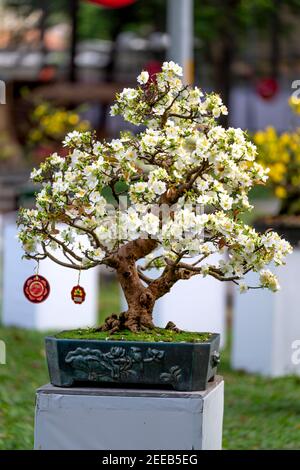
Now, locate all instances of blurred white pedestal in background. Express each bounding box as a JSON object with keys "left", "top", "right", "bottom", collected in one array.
[
  {"left": 34, "top": 377, "right": 224, "bottom": 450},
  {"left": 1, "top": 213, "right": 99, "bottom": 330},
  {"left": 232, "top": 249, "right": 300, "bottom": 377},
  {"left": 153, "top": 275, "right": 227, "bottom": 349}
]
